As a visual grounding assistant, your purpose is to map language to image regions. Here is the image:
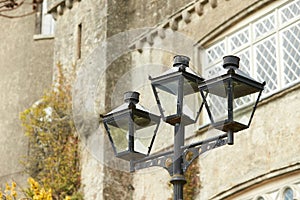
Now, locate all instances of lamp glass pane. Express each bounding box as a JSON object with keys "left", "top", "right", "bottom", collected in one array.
[
  {"left": 205, "top": 80, "right": 228, "bottom": 124},
  {"left": 107, "top": 123, "right": 128, "bottom": 153},
  {"left": 232, "top": 79, "right": 262, "bottom": 128},
  {"left": 182, "top": 78, "right": 203, "bottom": 123},
  {"left": 134, "top": 123, "right": 157, "bottom": 154},
  {"left": 155, "top": 79, "right": 179, "bottom": 117},
  {"left": 233, "top": 86, "right": 259, "bottom": 126},
  {"left": 233, "top": 93, "right": 255, "bottom": 126}
]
